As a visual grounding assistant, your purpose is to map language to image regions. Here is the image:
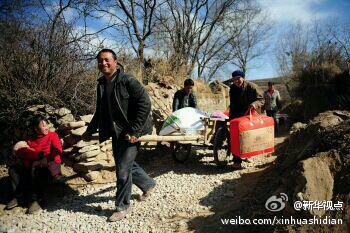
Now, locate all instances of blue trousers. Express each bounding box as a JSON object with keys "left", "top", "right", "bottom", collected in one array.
[
  {"left": 266, "top": 110, "right": 278, "bottom": 131},
  {"left": 112, "top": 136, "right": 156, "bottom": 211}
]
